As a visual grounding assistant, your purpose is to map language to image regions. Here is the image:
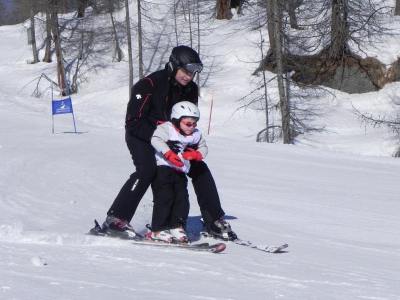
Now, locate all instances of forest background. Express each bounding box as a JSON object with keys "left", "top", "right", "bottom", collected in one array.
[{"left": 2, "top": 0, "right": 400, "bottom": 156}]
